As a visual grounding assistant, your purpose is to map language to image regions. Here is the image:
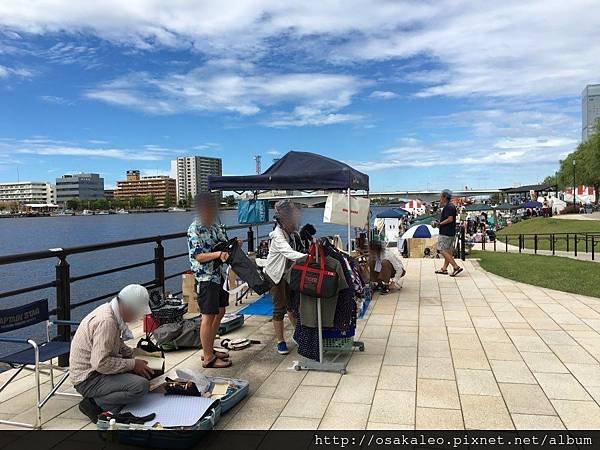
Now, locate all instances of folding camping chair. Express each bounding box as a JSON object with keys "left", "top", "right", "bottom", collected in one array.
[{"left": 0, "top": 299, "right": 80, "bottom": 429}]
